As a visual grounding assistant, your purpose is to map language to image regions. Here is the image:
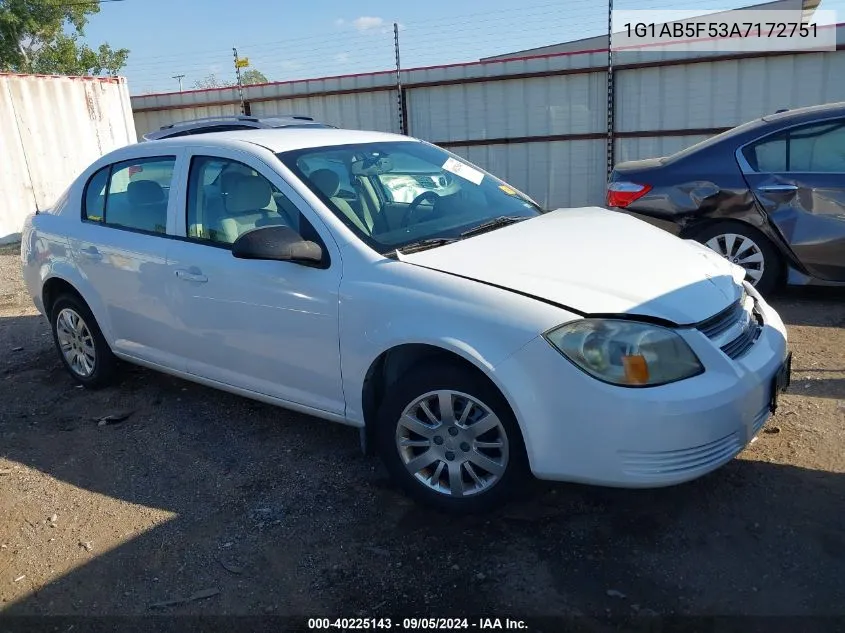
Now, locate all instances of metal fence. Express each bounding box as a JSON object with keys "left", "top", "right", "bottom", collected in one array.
[{"left": 130, "top": 26, "right": 845, "bottom": 211}]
